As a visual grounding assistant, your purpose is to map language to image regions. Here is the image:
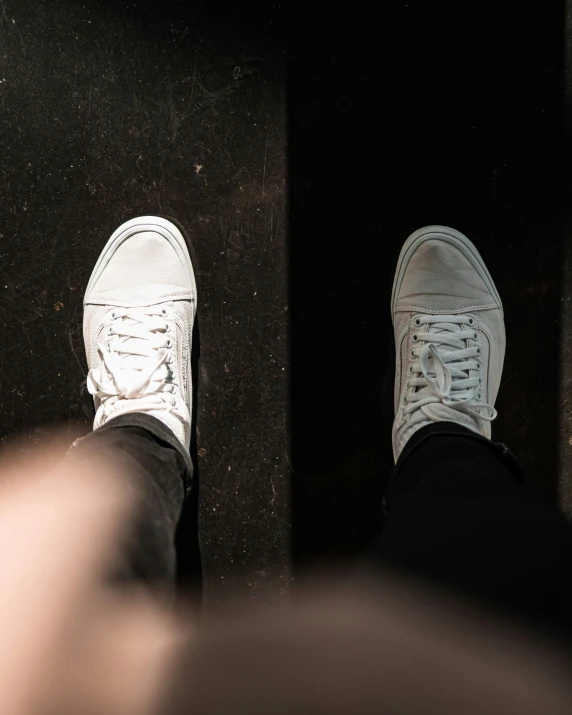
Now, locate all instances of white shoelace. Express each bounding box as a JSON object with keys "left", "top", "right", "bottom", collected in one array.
[
  {"left": 87, "top": 304, "right": 189, "bottom": 428},
  {"left": 404, "top": 314, "right": 497, "bottom": 425}
]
